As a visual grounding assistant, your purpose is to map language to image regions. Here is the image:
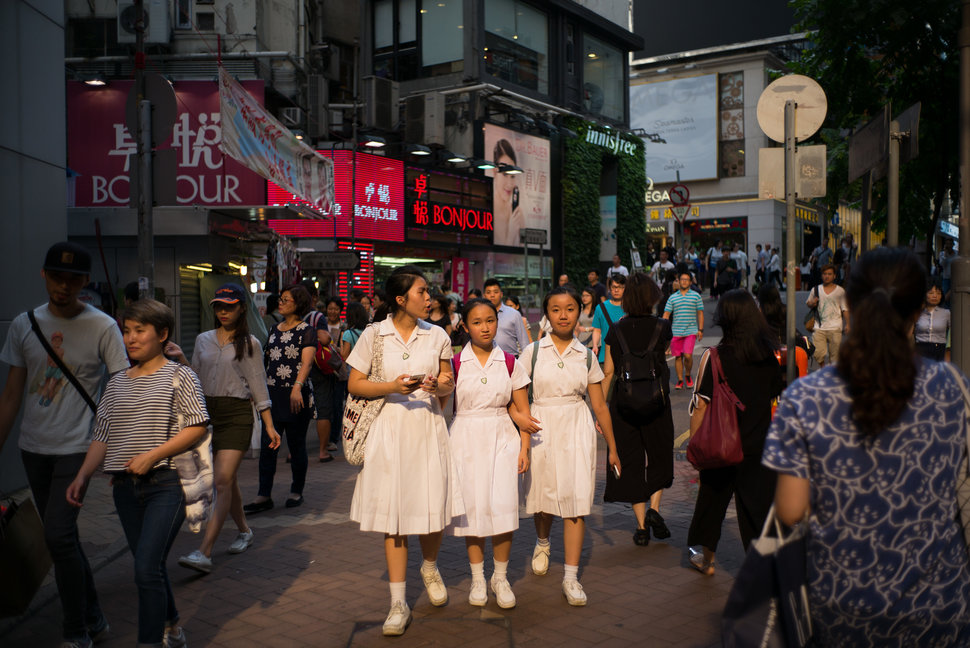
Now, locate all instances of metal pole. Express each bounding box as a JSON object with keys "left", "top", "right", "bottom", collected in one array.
[
  {"left": 952, "top": 0, "right": 970, "bottom": 372},
  {"left": 523, "top": 241, "right": 529, "bottom": 303},
  {"left": 784, "top": 100, "right": 797, "bottom": 385},
  {"left": 860, "top": 171, "right": 871, "bottom": 252},
  {"left": 887, "top": 120, "right": 901, "bottom": 247},
  {"left": 134, "top": 0, "right": 153, "bottom": 300}
]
